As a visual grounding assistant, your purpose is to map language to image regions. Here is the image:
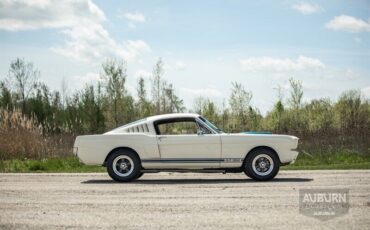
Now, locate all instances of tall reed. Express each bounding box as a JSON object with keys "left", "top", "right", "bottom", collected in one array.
[{"left": 0, "top": 109, "right": 73, "bottom": 160}]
